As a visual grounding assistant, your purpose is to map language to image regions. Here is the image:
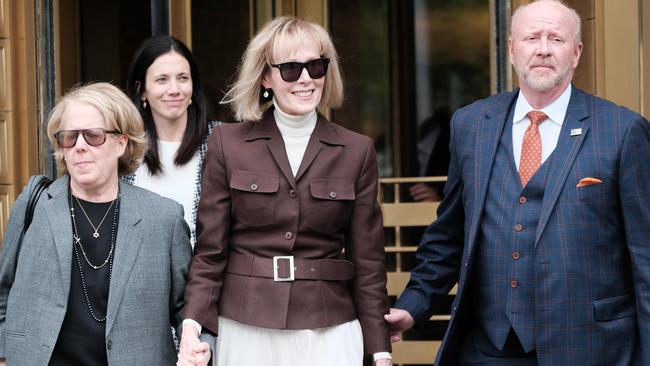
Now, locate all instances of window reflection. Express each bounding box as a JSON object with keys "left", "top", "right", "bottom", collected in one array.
[
  {"left": 413, "top": 0, "right": 490, "bottom": 192},
  {"left": 330, "top": 0, "right": 489, "bottom": 181},
  {"left": 329, "top": 1, "right": 393, "bottom": 177},
  {"left": 192, "top": 0, "right": 251, "bottom": 123}
]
